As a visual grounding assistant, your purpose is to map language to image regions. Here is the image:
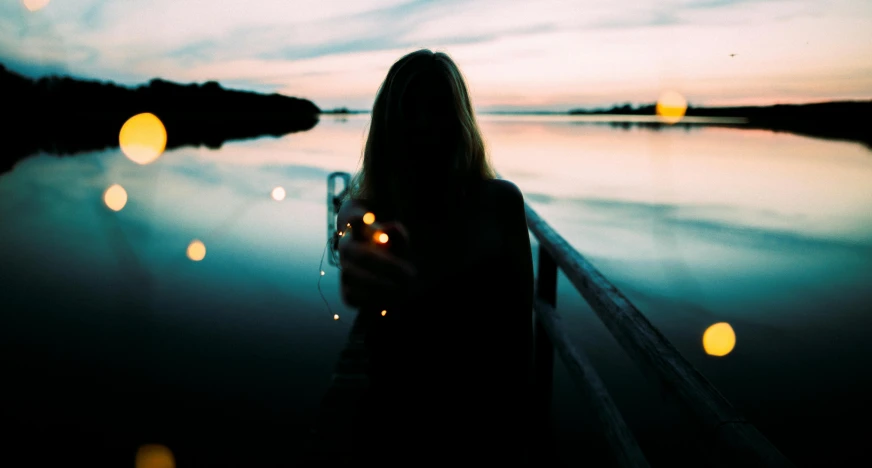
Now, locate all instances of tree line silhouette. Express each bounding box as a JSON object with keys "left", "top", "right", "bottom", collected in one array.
[
  {"left": 3, "top": 60, "right": 869, "bottom": 174},
  {"left": 1, "top": 63, "right": 321, "bottom": 173},
  {"left": 569, "top": 101, "right": 872, "bottom": 147}
]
